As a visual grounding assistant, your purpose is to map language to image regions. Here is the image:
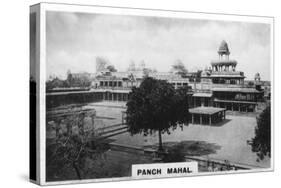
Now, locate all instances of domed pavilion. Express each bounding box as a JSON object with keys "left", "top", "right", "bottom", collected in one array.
[{"left": 209, "top": 40, "right": 244, "bottom": 84}]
